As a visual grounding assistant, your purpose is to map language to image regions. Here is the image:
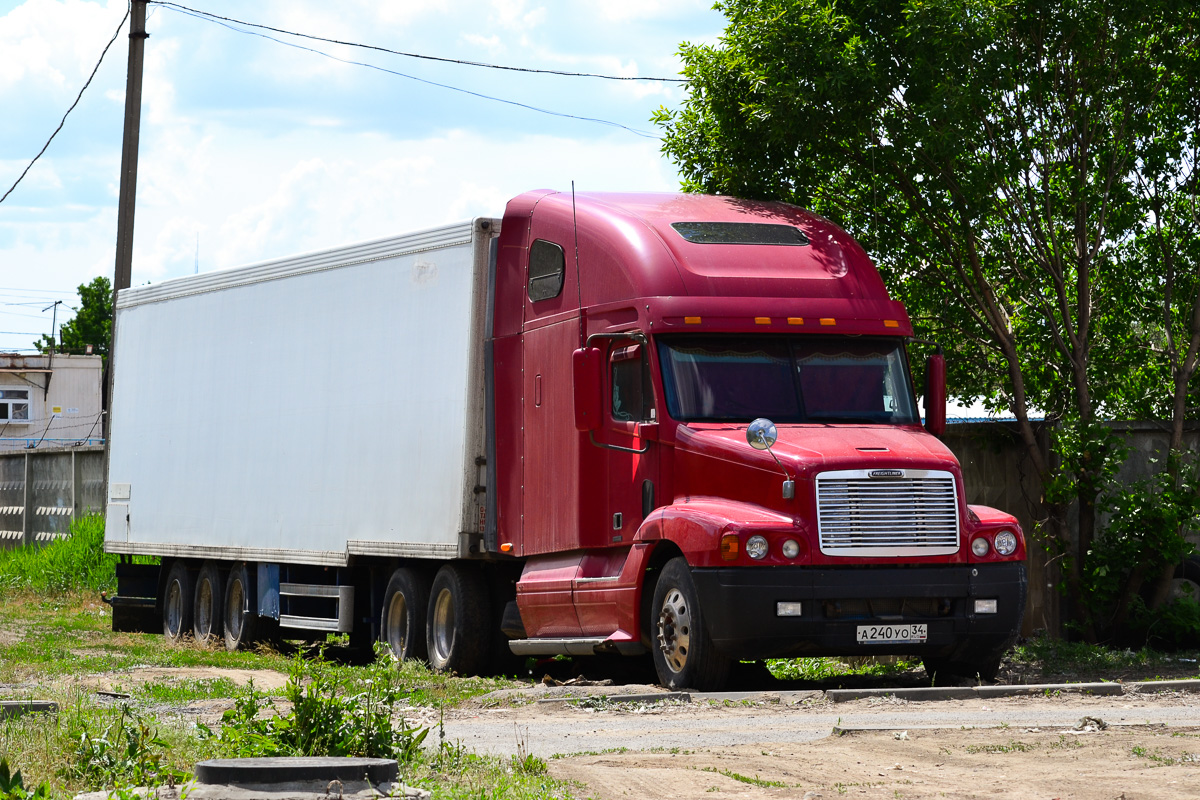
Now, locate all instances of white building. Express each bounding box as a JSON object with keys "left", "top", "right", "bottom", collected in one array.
[{"left": 0, "top": 354, "right": 104, "bottom": 450}]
